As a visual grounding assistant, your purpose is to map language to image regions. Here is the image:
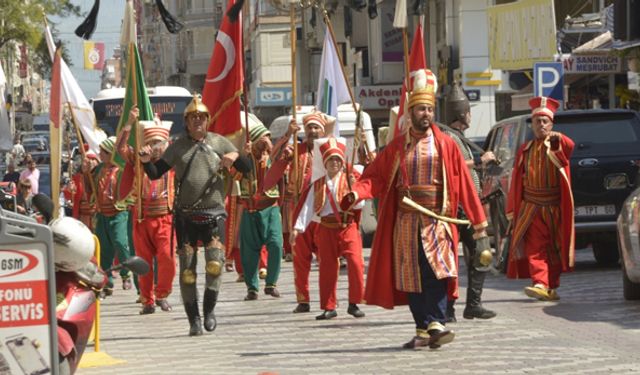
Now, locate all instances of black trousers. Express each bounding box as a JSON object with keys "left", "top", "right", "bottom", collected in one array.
[{"left": 407, "top": 238, "right": 448, "bottom": 330}]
